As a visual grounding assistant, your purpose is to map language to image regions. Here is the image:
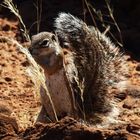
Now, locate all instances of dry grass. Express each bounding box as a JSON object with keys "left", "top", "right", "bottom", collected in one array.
[
  {"left": 83, "top": 0, "right": 123, "bottom": 48},
  {"left": 1, "top": 0, "right": 30, "bottom": 41}
]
